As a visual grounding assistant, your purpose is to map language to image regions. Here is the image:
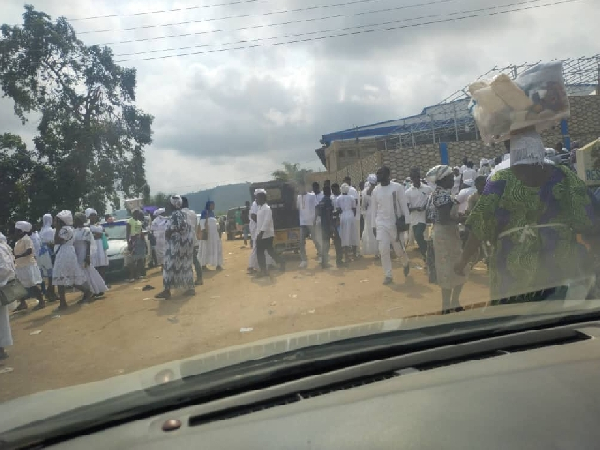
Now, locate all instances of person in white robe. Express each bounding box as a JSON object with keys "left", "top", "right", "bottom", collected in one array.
[
  {"left": 13, "top": 221, "right": 45, "bottom": 311},
  {"left": 361, "top": 174, "right": 379, "bottom": 256},
  {"left": 297, "top": 187, "right": 319, "bottom": 269},
  {"left": 247, "top": 190, "right": 276, "bottom": 273},
  {"left": 150, "top": 208, "right": 168, "bottom": 266},
  {"left": 86, "top": 208, "right": 109, "bottom": 283},
  {"left": 338, "top": 184, "right": 358, "bottom": 262},
  {"left": 371, "top": 166, "right": 411, "bottom": 285},
  {"left": 343, "top": 176, "right": 361, "bottom": 257},
  {"left": 73, "top": 213, "right": 107, "bottom": 299},
  {"left": 38, "top": 213, "right": 57, "bottom": 302},
  {"left": 0, "top": 234, "right": 15, "bottom": 359},
  {"left": 199, "top": 201, "right": 224, "bottom": 269}
]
